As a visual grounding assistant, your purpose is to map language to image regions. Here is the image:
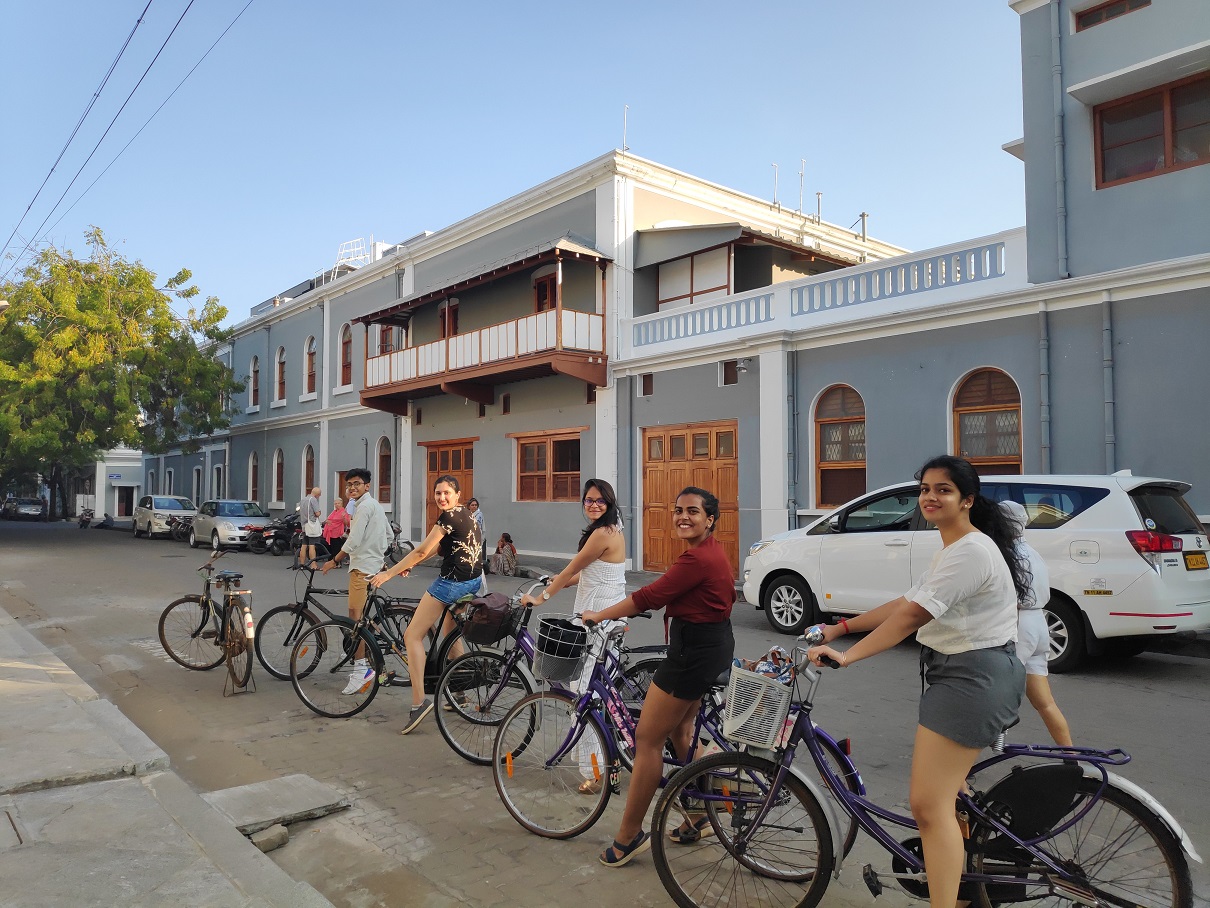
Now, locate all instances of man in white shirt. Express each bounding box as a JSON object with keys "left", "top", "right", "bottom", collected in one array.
[{"left": 322, "top": 468, "right": 392, "bottom": 694}]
